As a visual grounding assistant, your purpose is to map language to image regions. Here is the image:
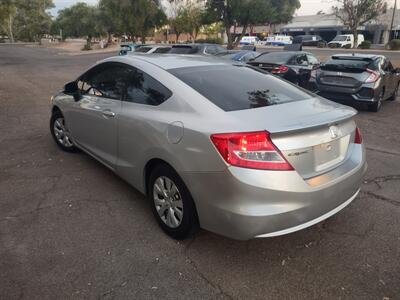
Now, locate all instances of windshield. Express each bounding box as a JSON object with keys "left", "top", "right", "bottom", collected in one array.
[
  {"left": 169, "top": 65, "right": 311, "bottom": 111},
  {"left": 333, "top": 36, "right": 347, "bottom": 41}
]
